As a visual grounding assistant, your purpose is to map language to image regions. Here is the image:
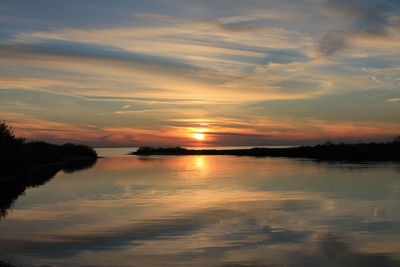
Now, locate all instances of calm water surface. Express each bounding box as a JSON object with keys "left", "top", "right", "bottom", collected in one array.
[{"left": 1, "top": 149, "right": 400, "bottom": 266}]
